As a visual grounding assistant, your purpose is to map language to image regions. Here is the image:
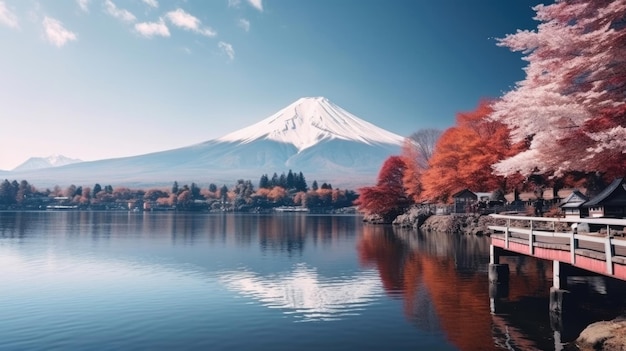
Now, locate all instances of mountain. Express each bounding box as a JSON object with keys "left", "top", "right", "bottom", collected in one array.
[
  {"left": 218, "top": 97, "right": 403, "bottom": 150},
  {"left": 7, "top": 97, "right": 405, "bottom": 188},
  {"left": 12, "top": 154, "right": 82, "bottom": 172}
]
